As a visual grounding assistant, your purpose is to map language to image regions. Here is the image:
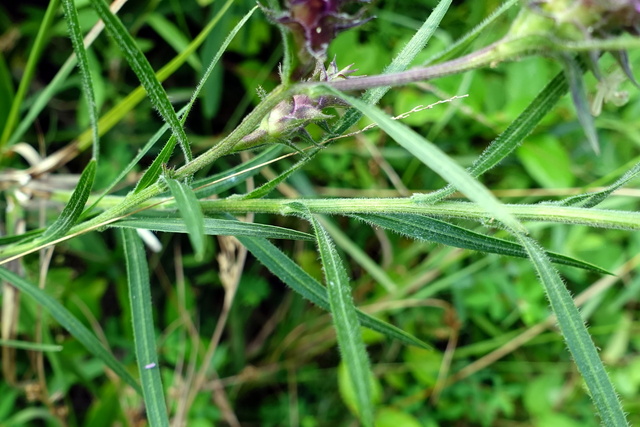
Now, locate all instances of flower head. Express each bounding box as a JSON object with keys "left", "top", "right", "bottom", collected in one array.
[{"left": 263, "top": 0, "right": 372, "bottom": 64}]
